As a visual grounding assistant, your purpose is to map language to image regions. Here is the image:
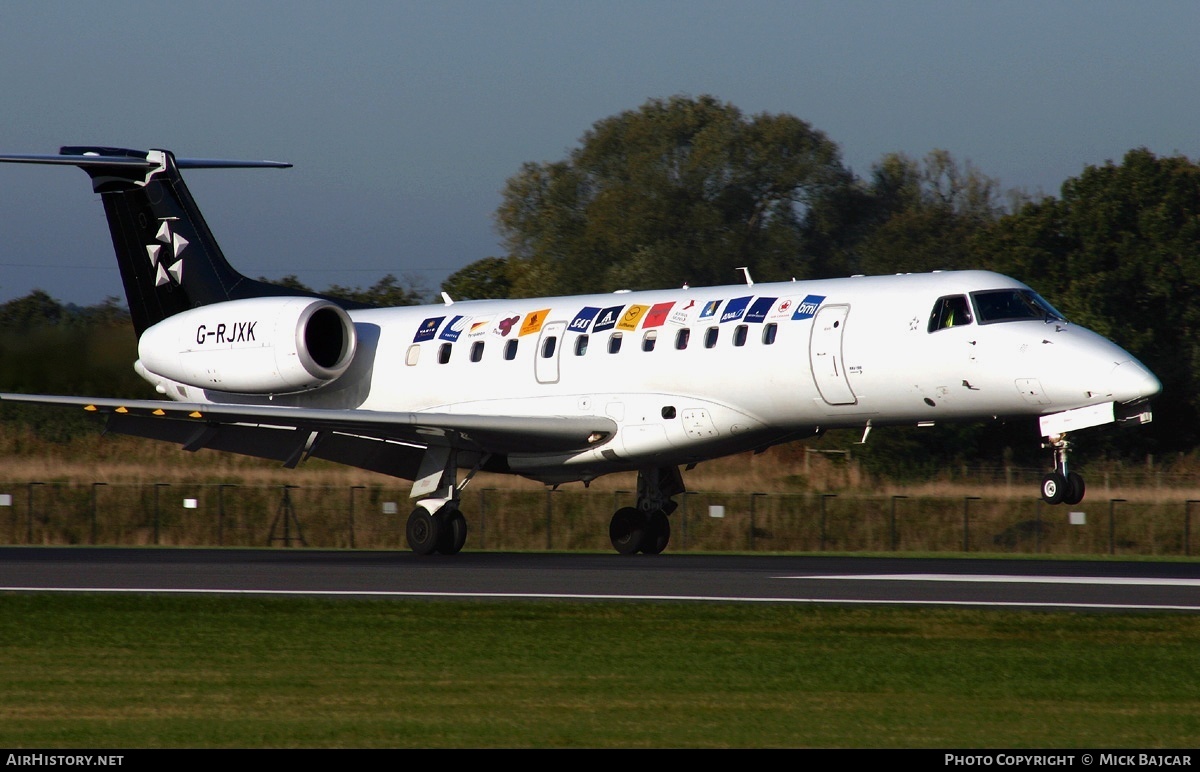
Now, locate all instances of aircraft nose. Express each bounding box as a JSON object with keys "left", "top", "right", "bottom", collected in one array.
[{"left": 1108, "top": 359, "right": 1162, "bottom": 404}]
